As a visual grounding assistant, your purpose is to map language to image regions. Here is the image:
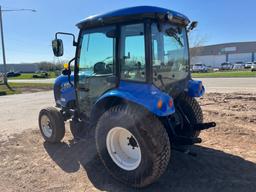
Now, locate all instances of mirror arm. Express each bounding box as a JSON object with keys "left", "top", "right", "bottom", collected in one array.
[
  {"left": 55, "top": 32, "right": 78, "bottom": 46},
  {"left": 68, "top": 57, "right": 75, "bottom": 87}
]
